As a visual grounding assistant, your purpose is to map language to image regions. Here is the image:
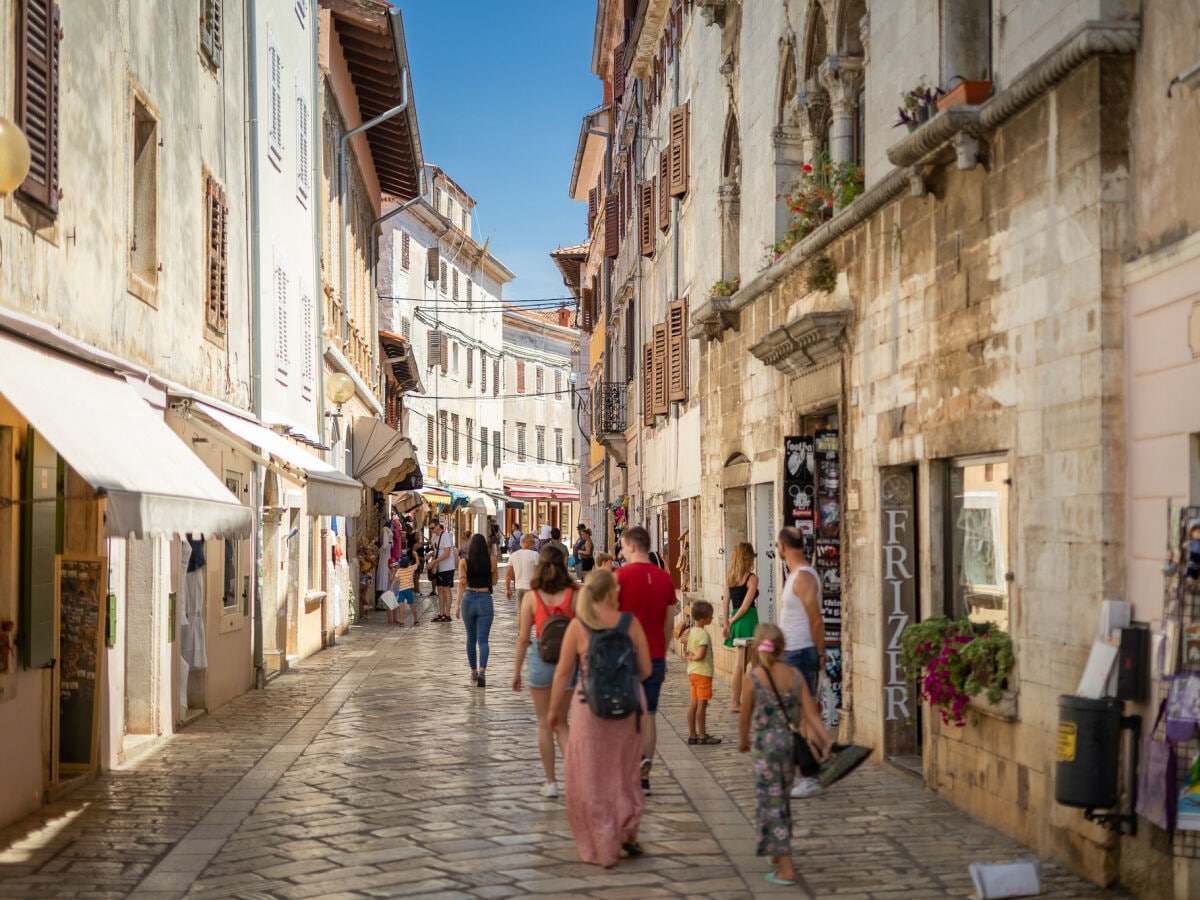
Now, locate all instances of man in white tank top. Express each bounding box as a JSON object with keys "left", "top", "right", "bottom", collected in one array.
[{"left": 776, "top": 526, "right": 826, "bottom": 798}]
